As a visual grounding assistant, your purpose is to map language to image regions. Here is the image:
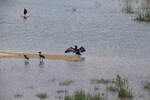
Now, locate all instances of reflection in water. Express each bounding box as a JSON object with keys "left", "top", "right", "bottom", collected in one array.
[
  {"left": 39, "top": 61, "right": 44, "bottom": 66},
  {"left": 24, "top": 61, "right": 29, "bottom": 66}
]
